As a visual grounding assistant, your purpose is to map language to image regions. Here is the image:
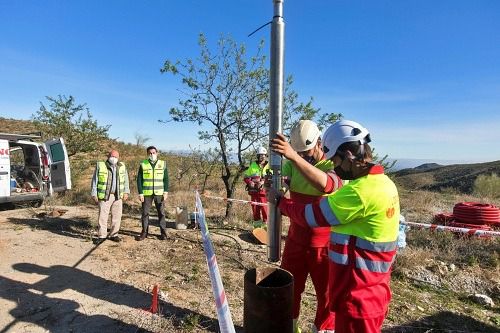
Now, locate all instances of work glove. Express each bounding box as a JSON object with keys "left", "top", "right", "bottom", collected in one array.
[
  {"left": 139, "top": 194, "right": 144, "bottom": 203},
  {"left": 92, "top": 196, "right": 99, "bottom": 204},
  {"left": 163, "top": 192, "right": 169, "bottom": 201},
  {"left": 122, "top": 193, "right": 129, "bottom": 201}
]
